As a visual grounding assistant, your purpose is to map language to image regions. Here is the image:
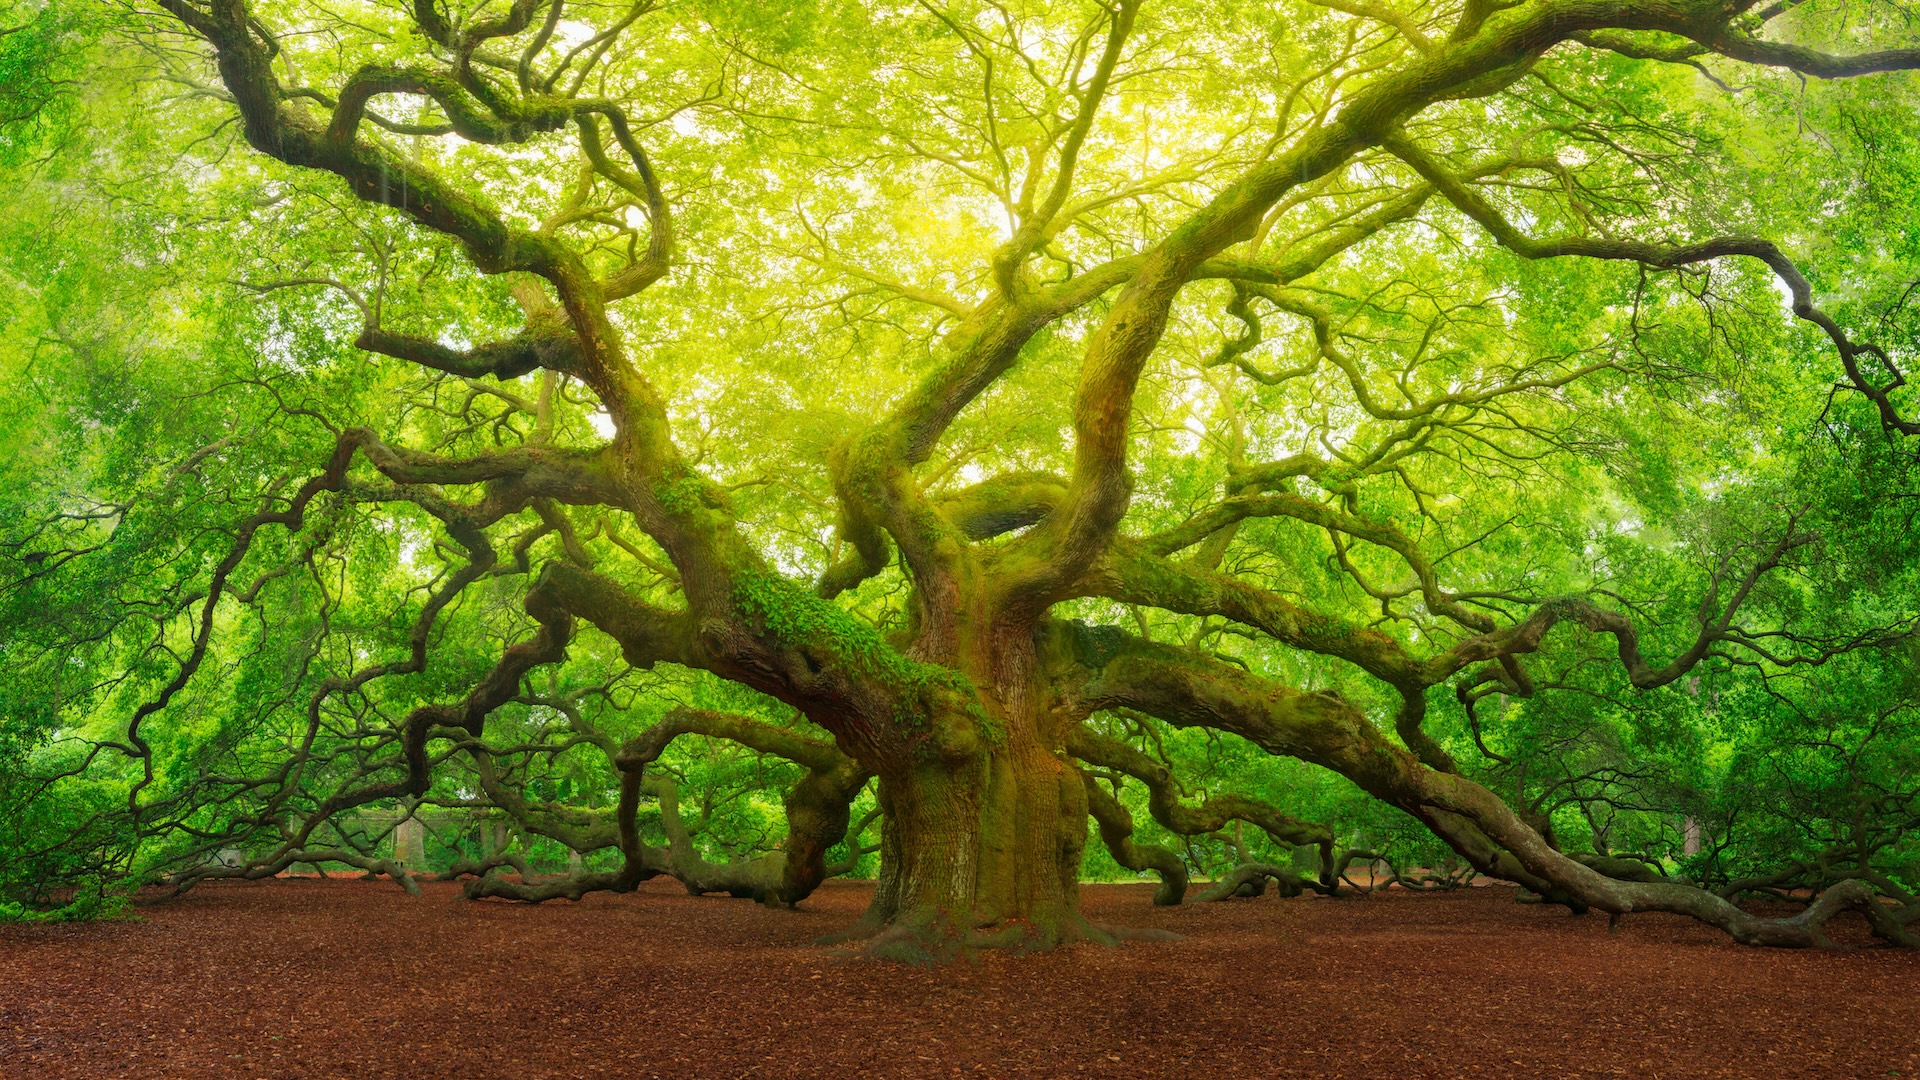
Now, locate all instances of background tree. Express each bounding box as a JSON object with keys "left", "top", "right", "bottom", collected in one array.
[{"left": 3, "top": 0, "right": 1919, "bottom": 954}]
